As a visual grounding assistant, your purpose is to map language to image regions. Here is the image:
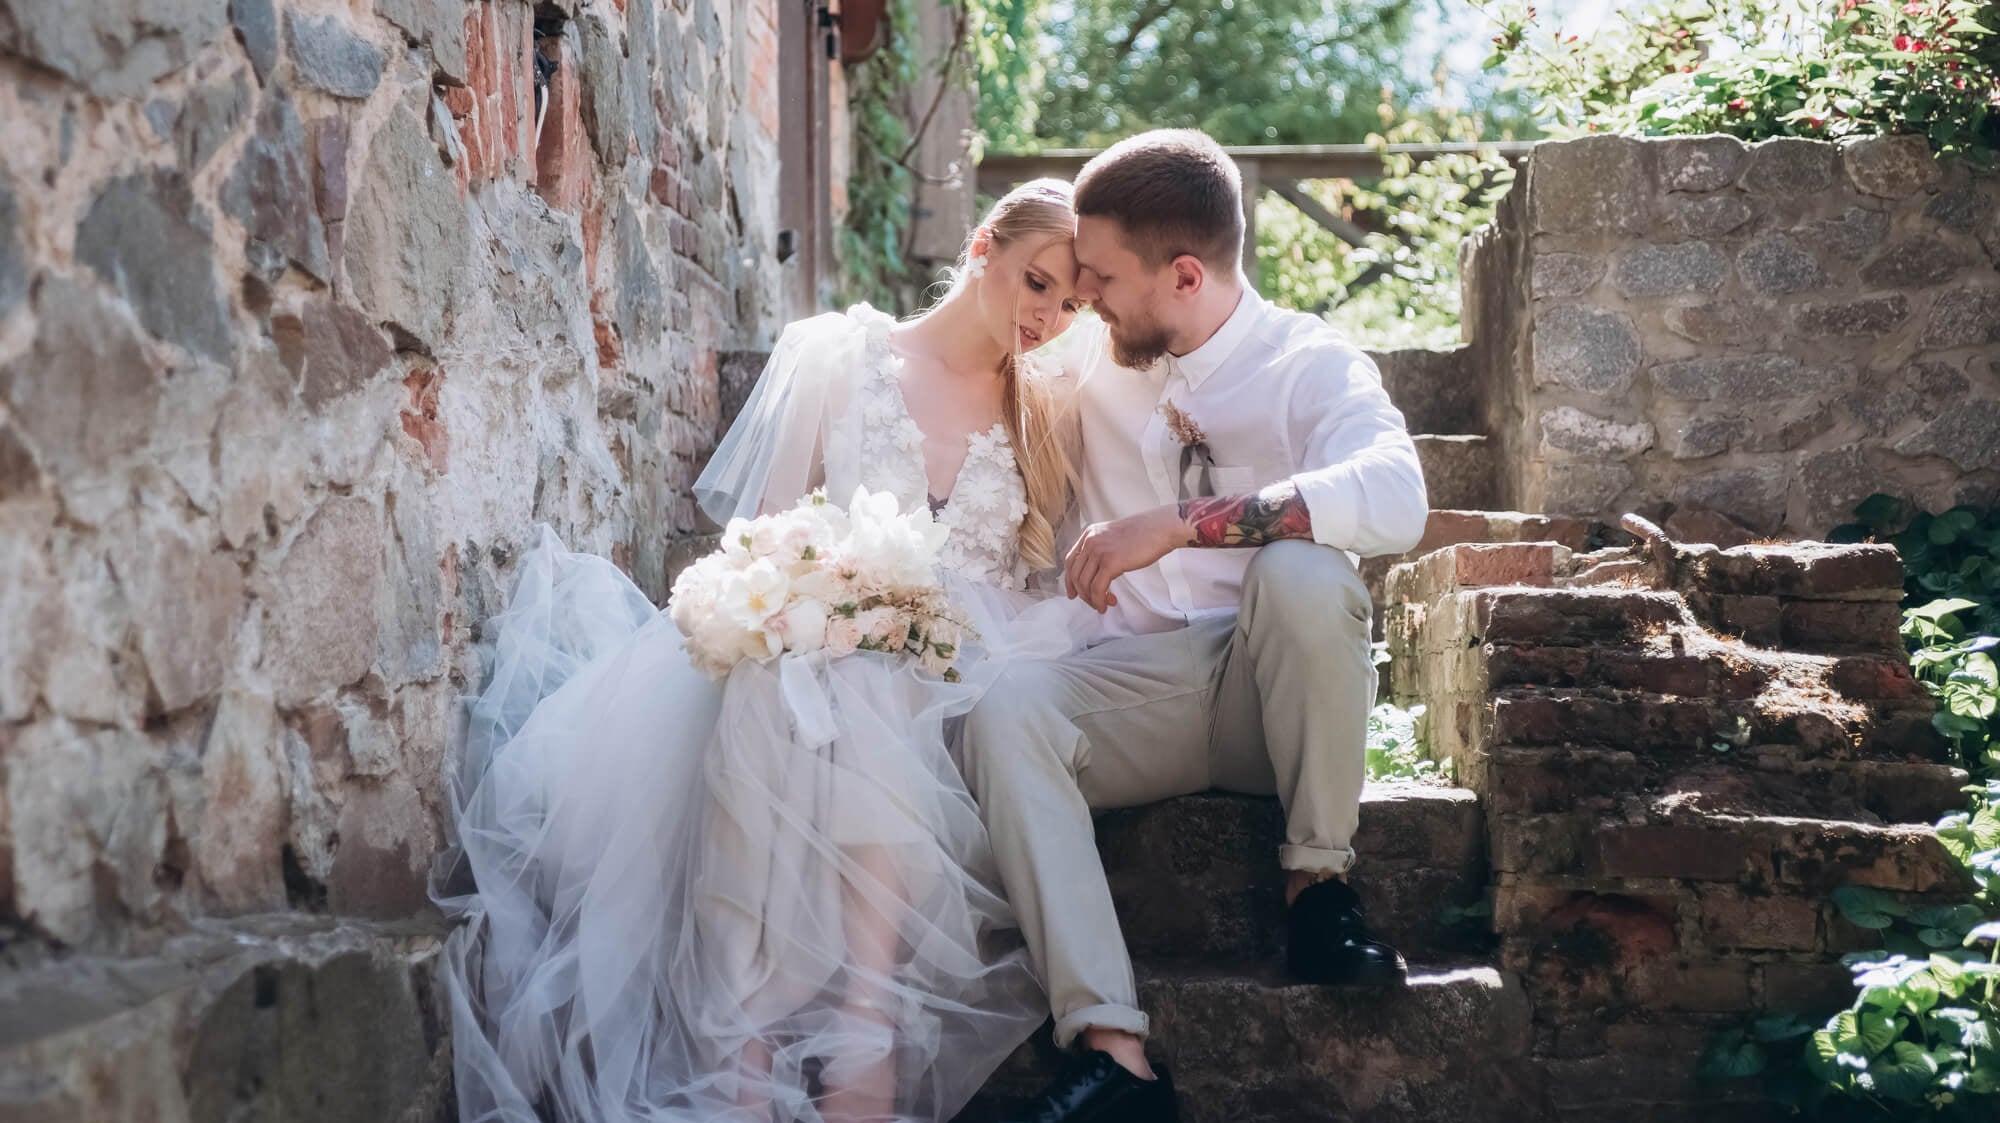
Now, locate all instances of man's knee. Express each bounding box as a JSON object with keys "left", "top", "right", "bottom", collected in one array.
[
  {"left": 1243, "top": 540, "right": 1371, "bottom": 629},
  {"left": 958, "top": 662, "right": 1083, "bottom": 797}
]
